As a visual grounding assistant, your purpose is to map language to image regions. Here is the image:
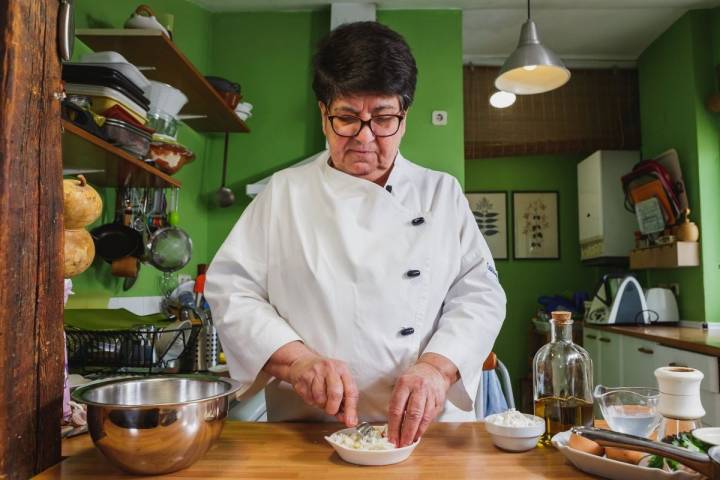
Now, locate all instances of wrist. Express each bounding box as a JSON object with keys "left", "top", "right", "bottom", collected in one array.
[{"left": 418, "top": 353, "right": 459, "bottom": 388}]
